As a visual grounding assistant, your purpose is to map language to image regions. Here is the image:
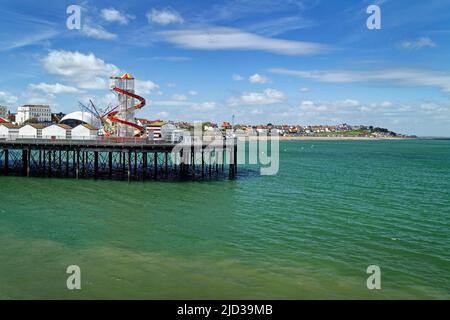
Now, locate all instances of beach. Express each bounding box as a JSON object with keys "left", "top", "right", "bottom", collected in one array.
[{"left": 244, "top": 135, "right": 413, "bottom": 141}]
